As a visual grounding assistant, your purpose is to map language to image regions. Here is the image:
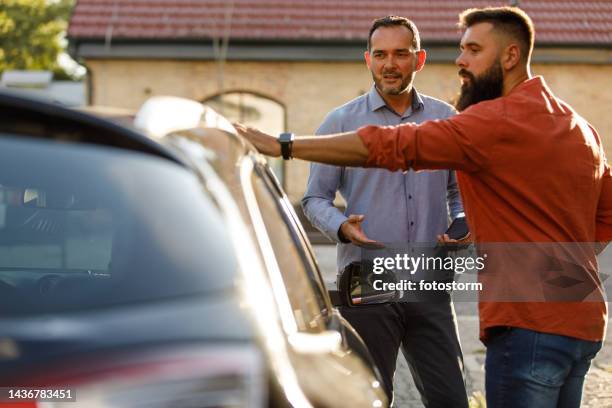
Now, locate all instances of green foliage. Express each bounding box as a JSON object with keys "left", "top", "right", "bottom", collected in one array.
[{"left": 0, "top": 0, "right": 75, "bottom": 78}]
